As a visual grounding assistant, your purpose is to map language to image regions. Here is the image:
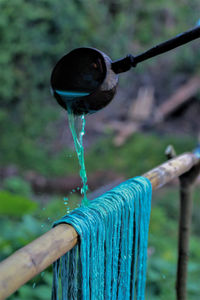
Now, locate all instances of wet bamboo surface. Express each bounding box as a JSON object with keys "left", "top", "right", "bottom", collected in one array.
[{"left": 0, "top": 151, "right": 199, "bottom": 300}]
